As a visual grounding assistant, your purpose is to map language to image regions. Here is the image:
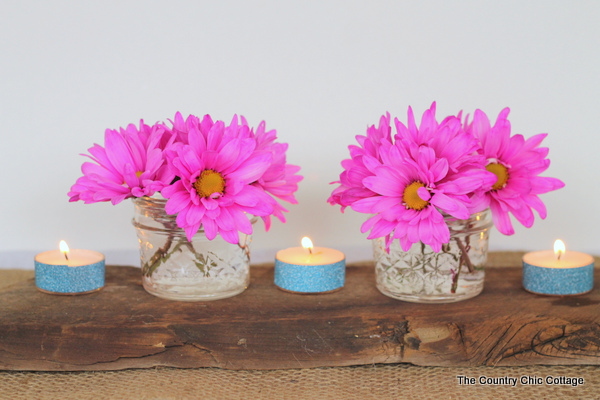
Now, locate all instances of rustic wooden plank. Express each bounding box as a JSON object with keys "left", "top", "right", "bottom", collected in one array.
[{"left": 0, "top": 259, "right": 599, "bottom": 371}]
